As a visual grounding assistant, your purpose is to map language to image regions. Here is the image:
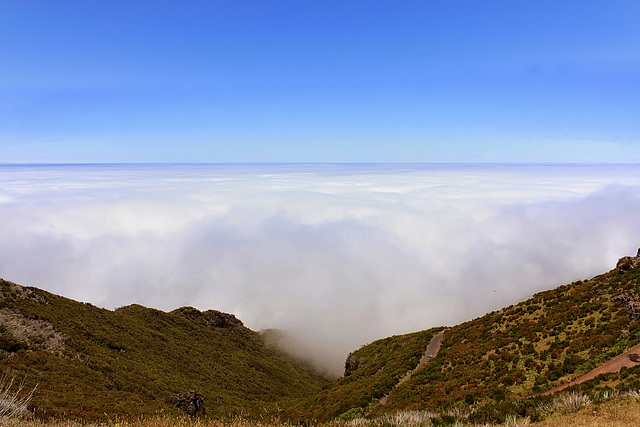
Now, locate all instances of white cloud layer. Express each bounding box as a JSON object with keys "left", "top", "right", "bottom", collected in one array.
[{"left": 1, "top": 163, "right": 640, "bottom": 376}]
